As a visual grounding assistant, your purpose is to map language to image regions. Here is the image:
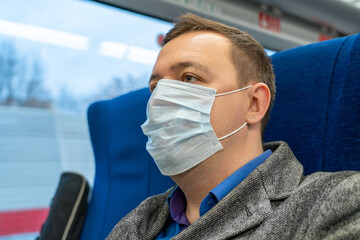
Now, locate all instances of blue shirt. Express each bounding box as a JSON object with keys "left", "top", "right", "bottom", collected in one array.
[{"left": 156, "top": 150, "right": 272, "bottom": 239}]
